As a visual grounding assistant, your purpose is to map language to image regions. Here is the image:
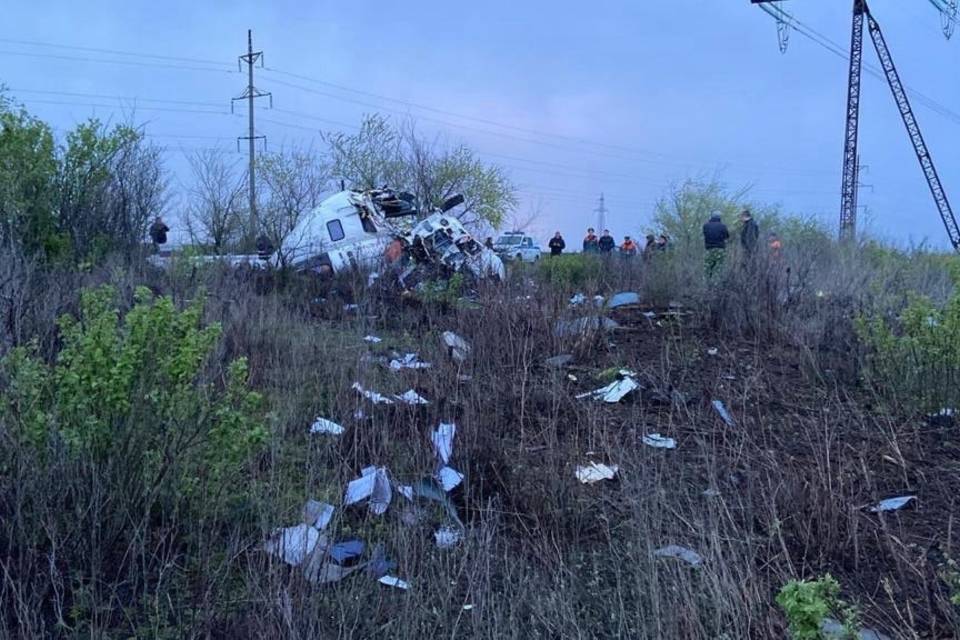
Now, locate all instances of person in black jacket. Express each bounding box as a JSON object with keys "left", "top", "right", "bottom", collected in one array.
[
  {"left": 548, "top": 232, "right": 566, "bottom": 256},
  {"left": 582, "top": 228, "right": 599, "bottom": 253},
  {"left": 702, "top": 213, "right": 729, "bottom": 278},
  {"left": 740, "top": 209, "right": 759, "bottom": 256},
  {"left": 598, "top": 229, "right": 615, "bottom": 253},
  {"left": 149, "top": 216, "right": 169, "bottom": 252}
]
